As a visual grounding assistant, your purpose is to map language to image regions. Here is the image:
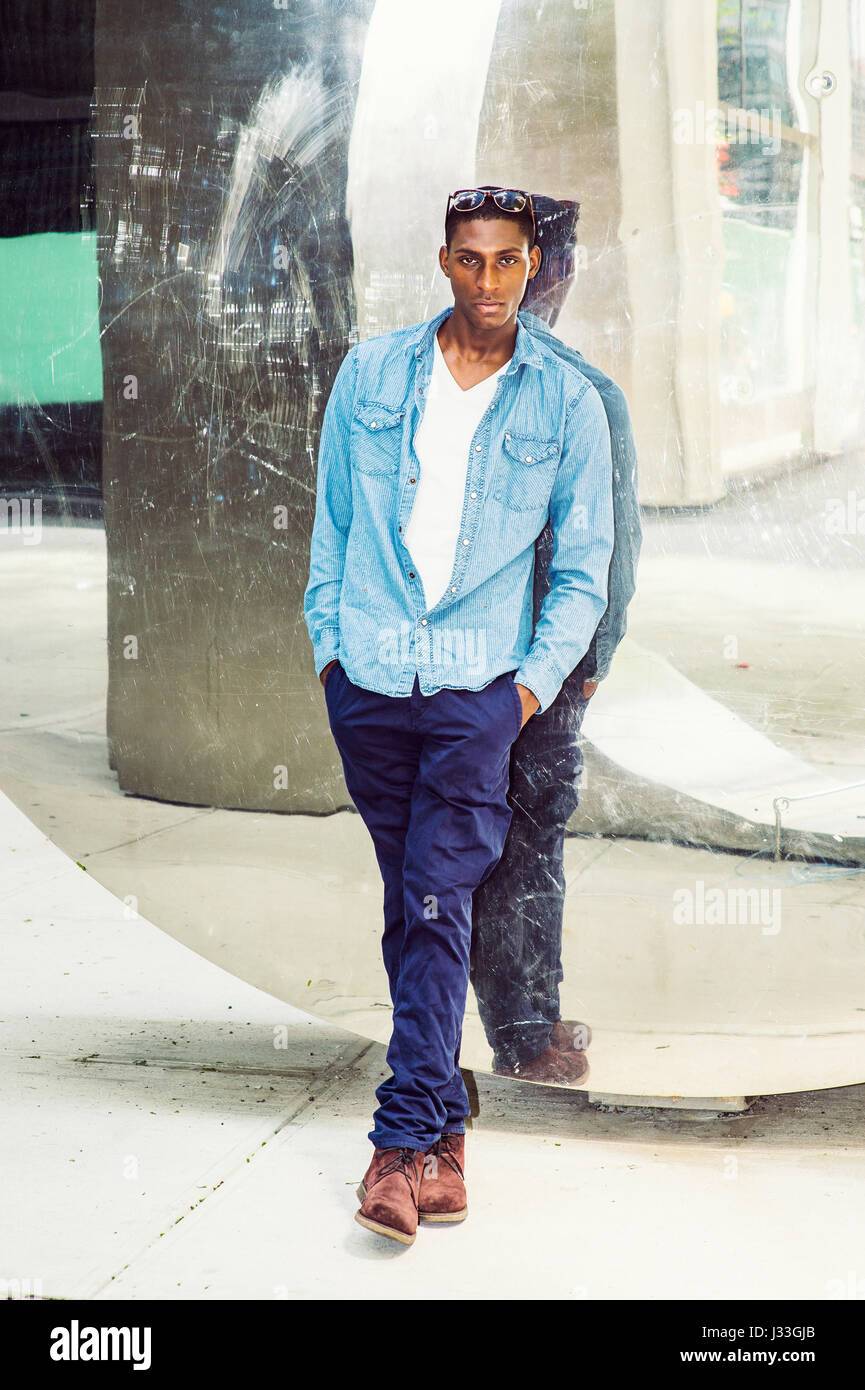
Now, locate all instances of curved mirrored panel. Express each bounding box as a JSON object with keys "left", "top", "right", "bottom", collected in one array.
[{"left": 3, "top": 0, "right": 865, "bottom": 1109}]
